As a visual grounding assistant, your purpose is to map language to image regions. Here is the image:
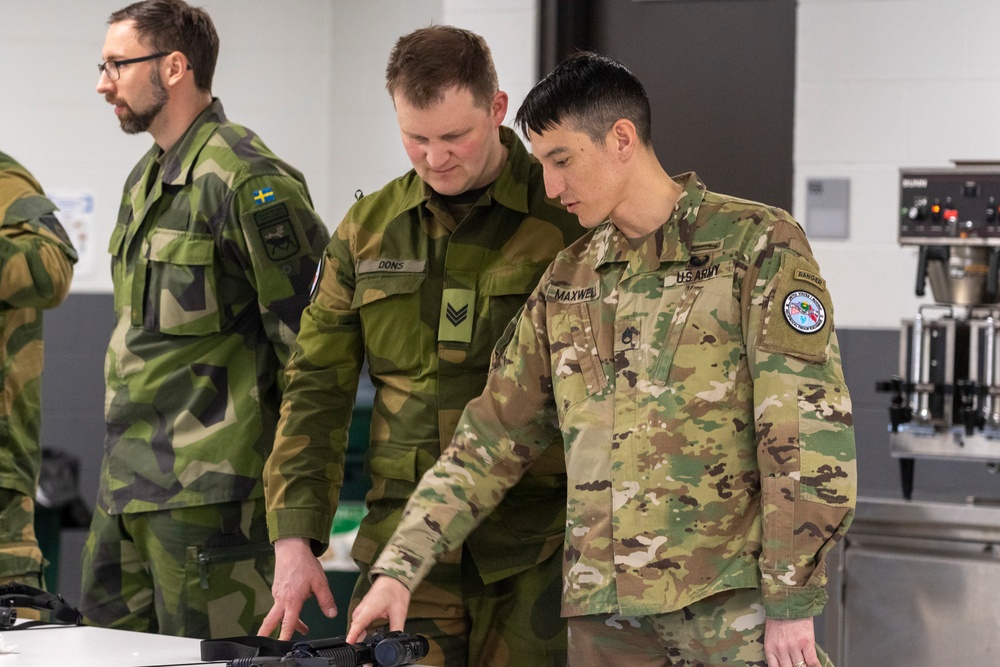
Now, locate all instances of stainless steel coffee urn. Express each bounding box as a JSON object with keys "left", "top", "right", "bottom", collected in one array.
[{"left": 879, "top": 166, "right": 1000, "bottom": 497}]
